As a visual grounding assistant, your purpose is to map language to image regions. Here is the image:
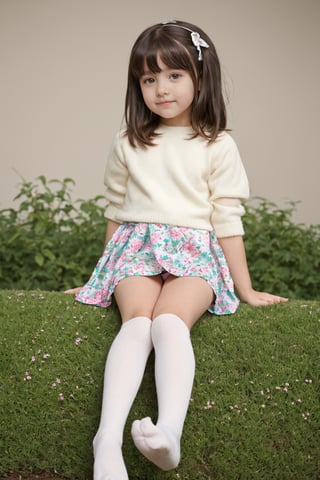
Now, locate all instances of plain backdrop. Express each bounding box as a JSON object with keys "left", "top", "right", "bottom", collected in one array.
[{"left": 0, "top": 0, "right": 319, "bottom": 224}]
